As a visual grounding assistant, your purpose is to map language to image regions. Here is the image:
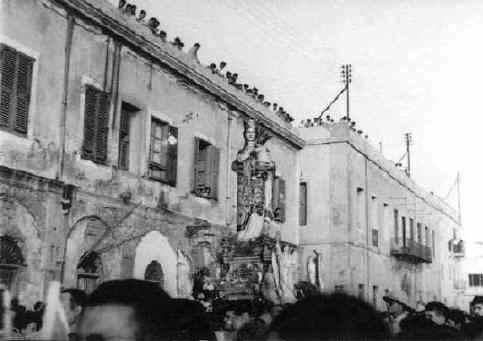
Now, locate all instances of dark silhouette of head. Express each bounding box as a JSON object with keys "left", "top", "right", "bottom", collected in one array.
[
  {"left": 269, "top": 293, "right": 390, "bottom": 341},
  {"left": 77, "top": 279, "right": 214, "bottom": 341}
]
